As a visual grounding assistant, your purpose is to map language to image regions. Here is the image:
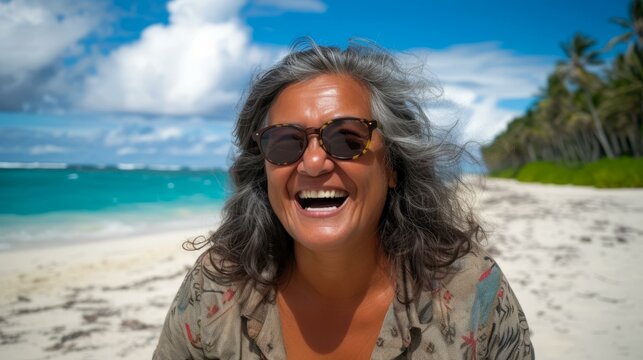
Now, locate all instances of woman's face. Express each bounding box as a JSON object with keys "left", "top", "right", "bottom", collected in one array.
[{"left": 265, "top": 74, "right": 395, "bottom": 254}]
